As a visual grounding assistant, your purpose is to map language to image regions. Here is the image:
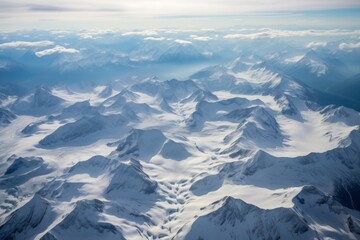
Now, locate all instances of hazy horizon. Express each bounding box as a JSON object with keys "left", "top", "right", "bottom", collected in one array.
[{"left": 1, "top": 0, "right": 360, "bottom": 30}]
